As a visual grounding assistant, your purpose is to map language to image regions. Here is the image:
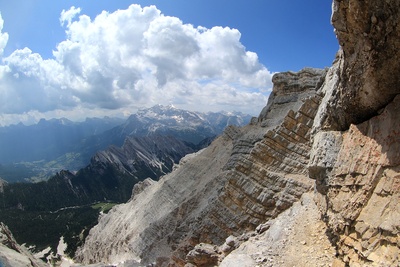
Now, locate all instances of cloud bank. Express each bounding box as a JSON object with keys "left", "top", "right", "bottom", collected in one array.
[{"left": 0, "top": 5, "right": 272, "bottom": 125}]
